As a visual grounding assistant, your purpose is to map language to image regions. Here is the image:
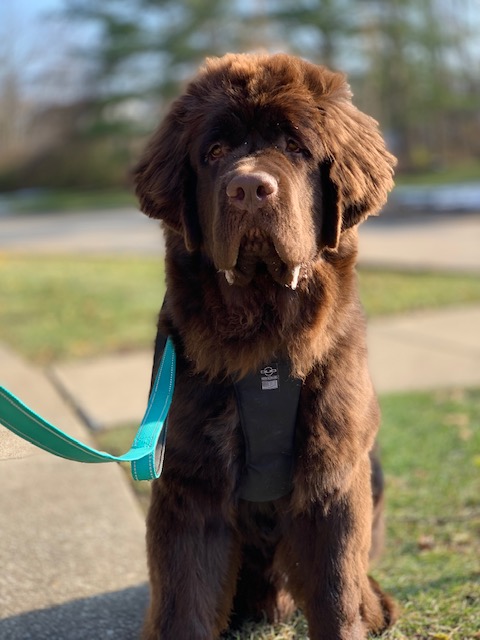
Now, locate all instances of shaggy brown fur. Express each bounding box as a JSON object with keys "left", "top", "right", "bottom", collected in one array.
[{"left": 135, "top": 52, "right": 397, "bottom": 640}]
